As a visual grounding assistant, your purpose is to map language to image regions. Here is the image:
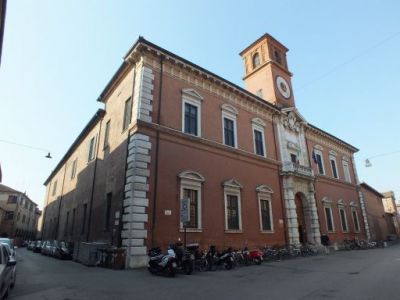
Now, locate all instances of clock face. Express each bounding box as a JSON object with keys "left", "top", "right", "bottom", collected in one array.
[{"left": 276, "top": 76, "right": 291, "bottom": 99}]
